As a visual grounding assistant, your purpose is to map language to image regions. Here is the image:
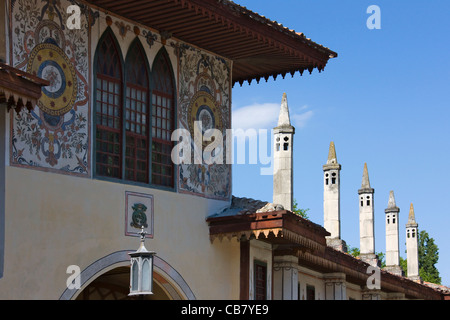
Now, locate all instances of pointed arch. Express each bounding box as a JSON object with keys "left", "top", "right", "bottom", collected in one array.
[
  {"left": 94, "top": 27, "right": 124, "bottom": 179},
  {"left": 151, "top": 48, "right": 176, "bottom": 188},
  {"left": 95, "top": 27, "right": 124, "bottom": 79},
  {"left": 124, "top": 38, "right": 151, "bottom": 183},
  {"left": 125, "top": 37, "right": 150, "bottom": 87},
  {"left": 92, "top": 34, "right": 177, "bottom": 191},
  {"left": 152, "top": 47, "right": 175, "bottom": 95}
]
